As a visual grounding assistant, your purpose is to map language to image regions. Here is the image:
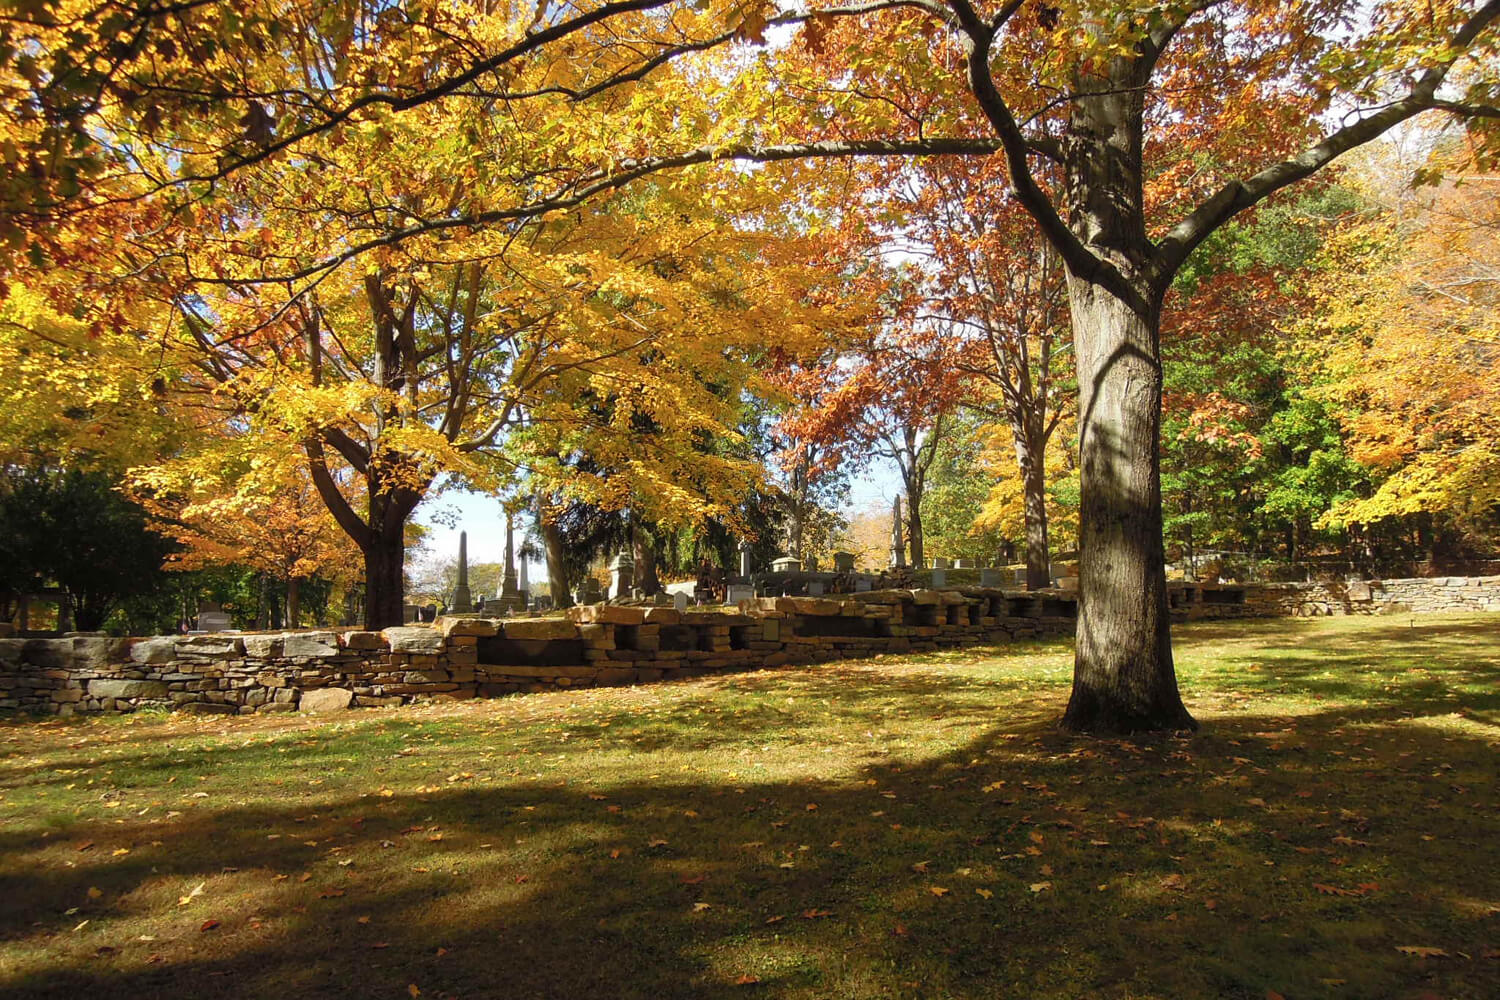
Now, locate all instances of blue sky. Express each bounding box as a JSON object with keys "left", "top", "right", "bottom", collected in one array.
[{"left": 411, "top": 461, "right": 902, "bottom": 581}]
